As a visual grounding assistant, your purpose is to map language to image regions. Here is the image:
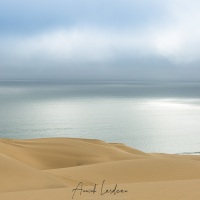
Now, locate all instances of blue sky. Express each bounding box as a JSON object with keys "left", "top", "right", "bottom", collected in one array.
[{"left": 0, "top": 0, "right": 200, "bottom": 80}]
